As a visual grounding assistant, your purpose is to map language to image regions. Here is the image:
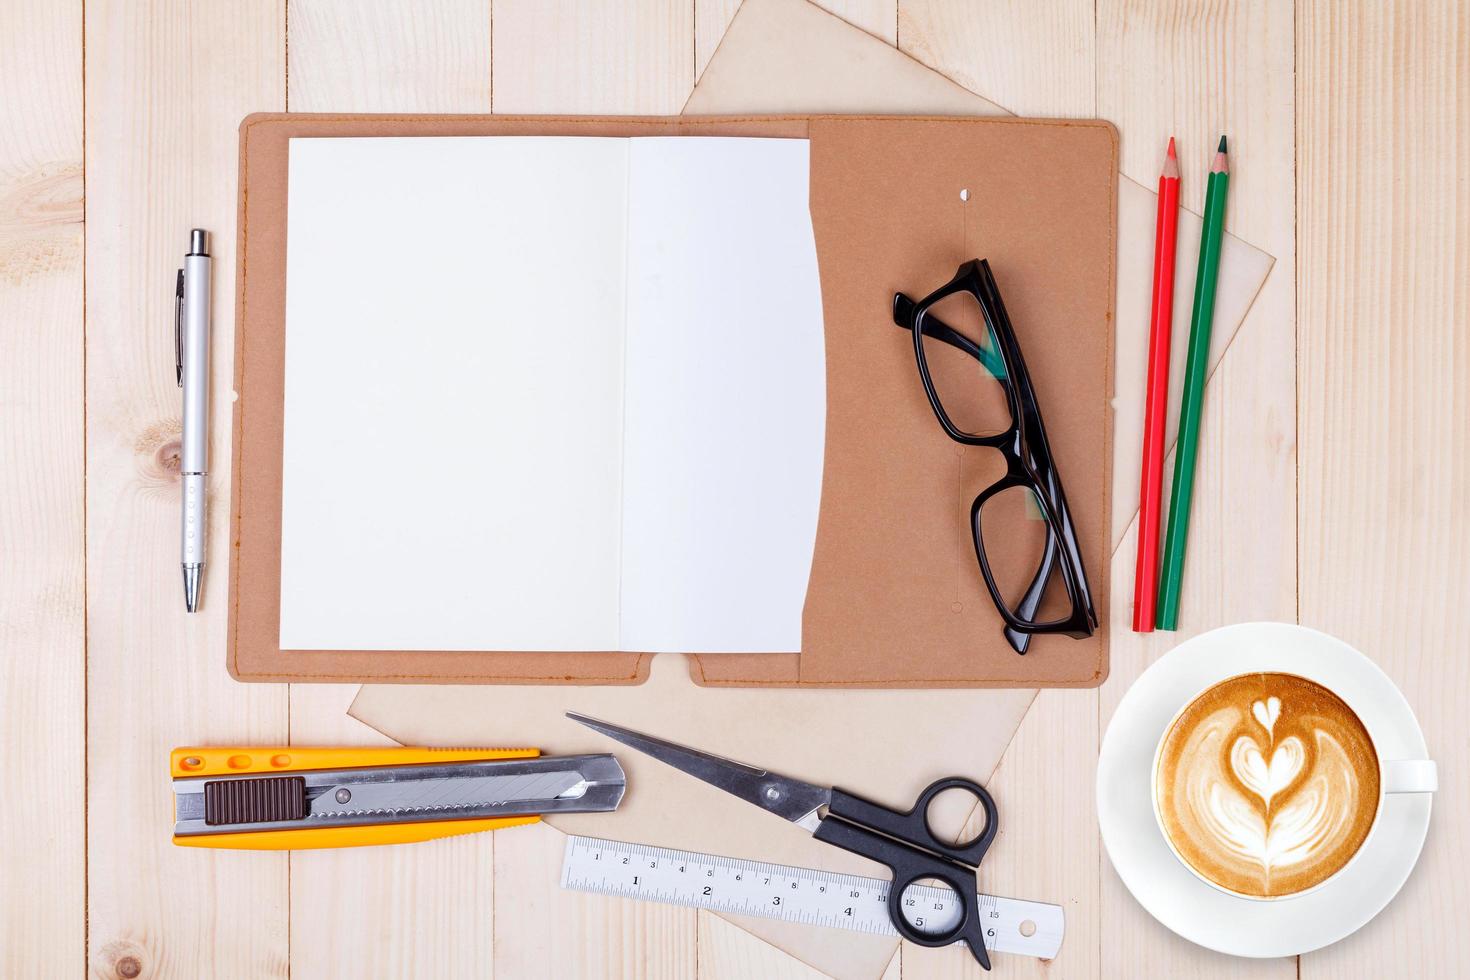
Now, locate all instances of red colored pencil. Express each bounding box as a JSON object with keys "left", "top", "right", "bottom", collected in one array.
[{"left": 1132, "top": 138, "right": 1181, "bottom": 632}]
